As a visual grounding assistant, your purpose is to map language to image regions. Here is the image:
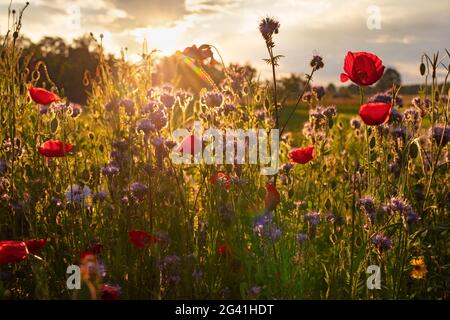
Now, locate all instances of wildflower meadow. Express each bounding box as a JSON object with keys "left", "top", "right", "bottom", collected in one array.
[{"left": 0, "top": 2, "right": 449, "bottom": 301}]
